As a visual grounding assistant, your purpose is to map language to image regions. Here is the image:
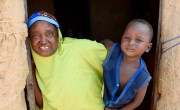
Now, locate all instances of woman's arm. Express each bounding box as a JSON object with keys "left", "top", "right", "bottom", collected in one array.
[
  {"left": 32, "top": 61, "right": 43, "bottom": 108},
  {"left": 120, "top": 84, "right": 149, "bottom": 110},
  {"left": 100, "top": 39, "right": 114, "bottom": 51}
]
